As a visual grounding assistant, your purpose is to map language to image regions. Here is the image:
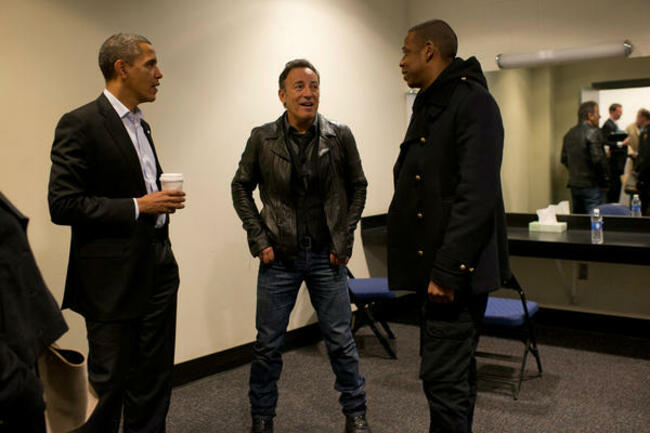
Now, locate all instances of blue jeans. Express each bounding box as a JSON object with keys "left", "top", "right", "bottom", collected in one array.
[
  {"left": 570, "top": 187, "right": 606, "bottom": 214},
  {"left": 249, "top": 248, "right": 367, "bottom": 418}
]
